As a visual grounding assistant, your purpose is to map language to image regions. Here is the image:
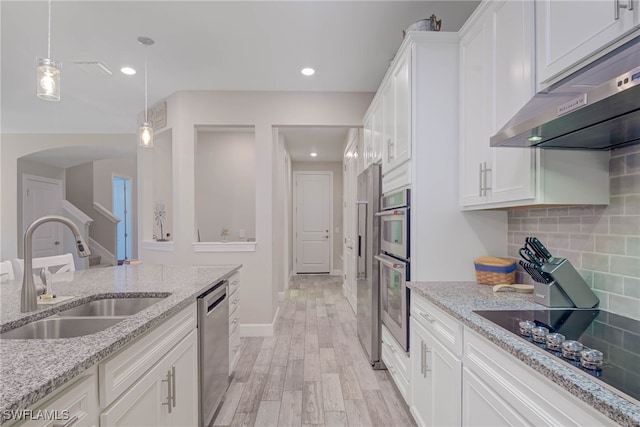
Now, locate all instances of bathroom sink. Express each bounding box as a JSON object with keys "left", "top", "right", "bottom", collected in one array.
[
  {"left": 0, "top": 317, "right": 125, "bottom": 339},
  {"left": 56, "top": 297, "right": 165, "bottom": 317}
]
